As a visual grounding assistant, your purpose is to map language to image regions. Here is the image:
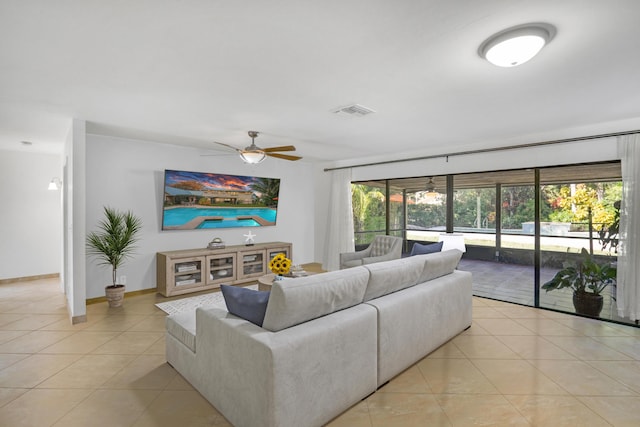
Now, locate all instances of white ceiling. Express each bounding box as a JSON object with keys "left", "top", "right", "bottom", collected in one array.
[{"left": 2, "top": 1, "right": 640, "bottom": 164}]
